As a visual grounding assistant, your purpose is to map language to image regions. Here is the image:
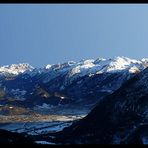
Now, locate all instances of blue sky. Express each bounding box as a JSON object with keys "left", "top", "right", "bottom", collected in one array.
[{"left": 0, "top": 4, "right": 148, "bottom": 67}]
